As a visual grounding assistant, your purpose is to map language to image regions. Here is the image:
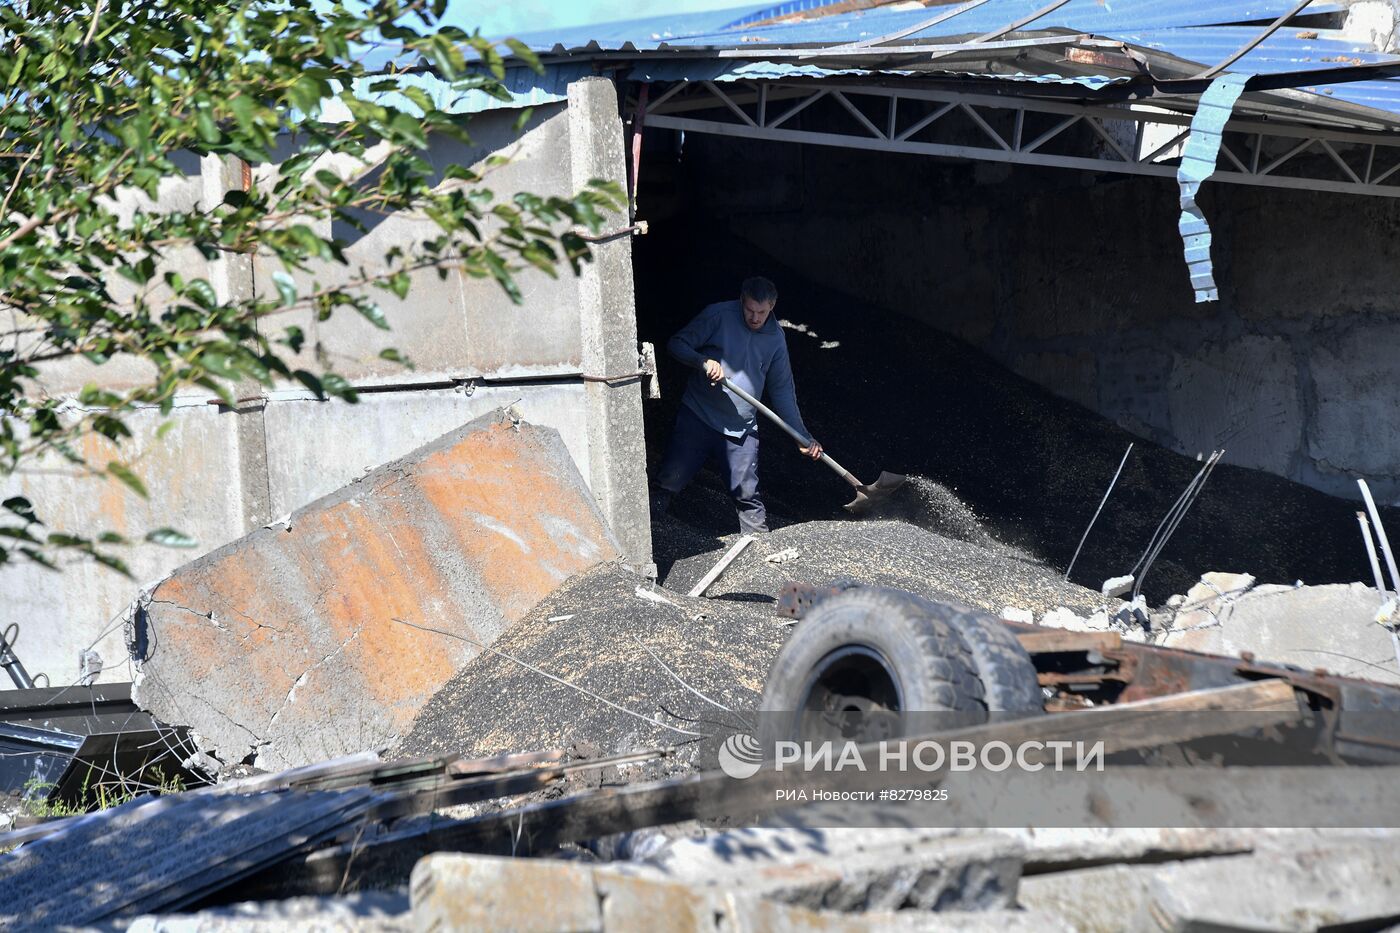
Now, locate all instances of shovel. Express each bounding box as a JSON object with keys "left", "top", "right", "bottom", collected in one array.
[{"left": 720, "top": 377, "right": 906, "bottom": 514}]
